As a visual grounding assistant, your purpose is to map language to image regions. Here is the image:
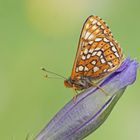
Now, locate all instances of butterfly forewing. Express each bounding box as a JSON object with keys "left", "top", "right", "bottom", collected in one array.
[{"left": 71, "top": 15, "right": 123, "bottom": 81}]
